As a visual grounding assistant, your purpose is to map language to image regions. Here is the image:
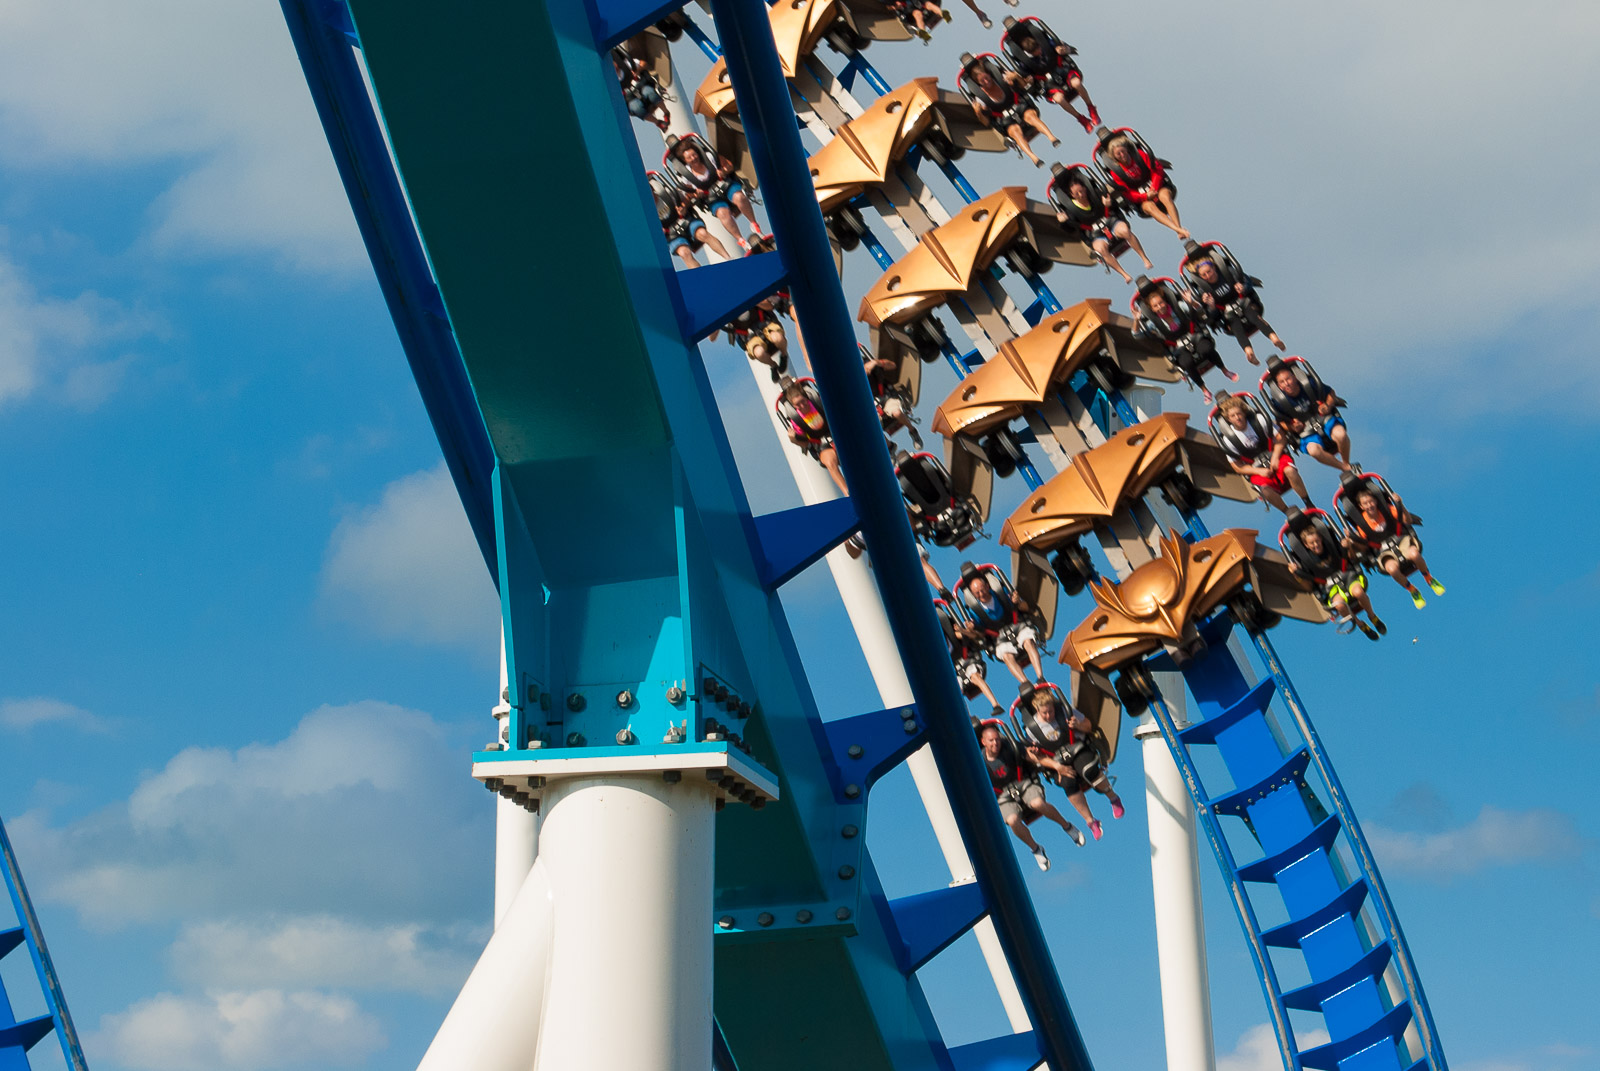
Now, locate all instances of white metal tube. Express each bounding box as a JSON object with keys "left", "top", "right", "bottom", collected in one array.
[
  {"left": 1135, "top": 678, "right": 1216, "bottom": 1071},
  {"left": 746, "top": 357, "right": 1031, "bottom": 1030},
  {"left": 533, "top": 776, "right": 716, "bottom": 1071},
  {"left": 494, "top": 630, "right": 538, "bottom": 928},
  {"left": 416, "top": 858, "right": 554, "bottom": 1071}
]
